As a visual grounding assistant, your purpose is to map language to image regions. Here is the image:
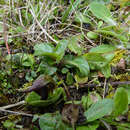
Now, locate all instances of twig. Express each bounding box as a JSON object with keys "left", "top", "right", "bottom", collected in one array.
[
  {"left": 103, "top": 78, "right": 107, "bottom": 98},
  {"left": 0, "top": 21, "right": 16, "bottom": 30},
  {"left": 80, "top": 81, "right": 130, "bottom": 88},
  {"left": 0, "top": 101, "right": 25, "bottom": 110},
  {"left": 18, "top": 8, "right": 24, "bottom": 27},
  {"left": 29, "top": 2, "right": 58, "bottom": 44},
  {"left": 62, "top": 81, "right": 71, "bottom": 99},
  {"left": 0, "top": 115, "right": 8, "bottom": 120},
  {"left": 80, "top": 23, "right": 96, "bottom": 46},
  {"left": 0, "top": 109, "right": 33, "bottom": 117},
  {"left": 100, "top": 119, "right": 112, "bottom": 130},
  {"left": 110, "top": 81, "right": 130, "bottom": 85},
  {"left": 0, "top": 31, "right": 42, "bottom": 41},
  {"left": 125, "top": 69, "right": 130, "bottom": 72},
  {"left": 36, "top": 6, "right": 59, "bottom": 41},
  {"left": 59, "top": 77, "right": 71, "bottom": 99}
]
